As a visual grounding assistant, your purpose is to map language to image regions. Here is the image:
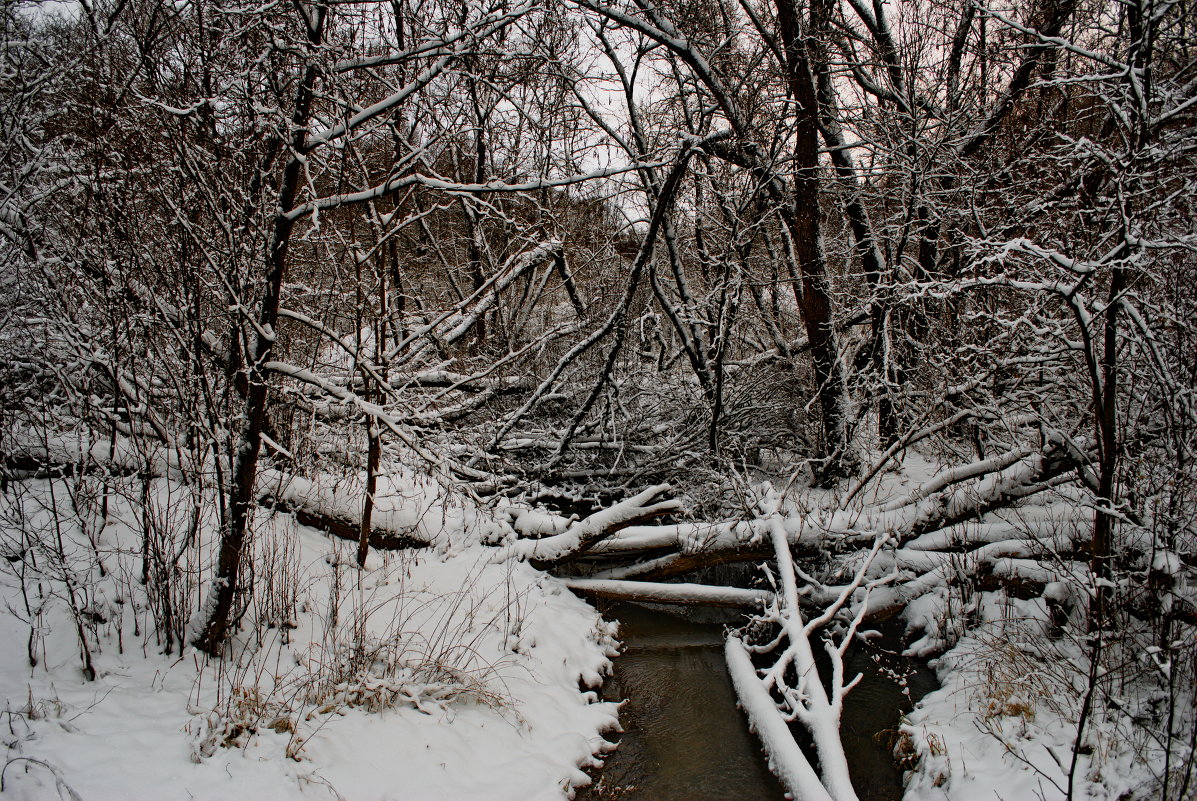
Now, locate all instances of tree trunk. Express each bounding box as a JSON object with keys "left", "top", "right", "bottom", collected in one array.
[
  {"left": 775, "top": 0, "right": 855, "bottom": 483},
  {"left": 192, "top": 8, "right": 325, "bottom": 655}
]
